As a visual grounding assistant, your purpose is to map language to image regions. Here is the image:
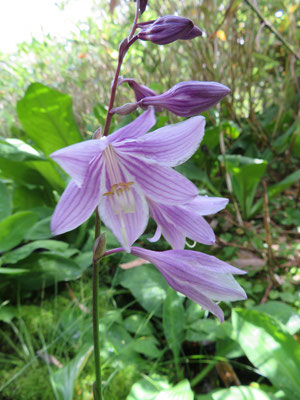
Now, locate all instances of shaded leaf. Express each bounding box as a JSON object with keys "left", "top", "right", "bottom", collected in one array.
[
  {"left": 232, "top": 308, "right": 300, "bottom": 399},
  {"left": 0, "top": 211, "right": 38, "bottom": 252},
  {"left": 196, "top": 385, "right": 278, "bottom": 400},
  {"left": 0, "top": 180, "right": 11, "bottom": 221}
]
